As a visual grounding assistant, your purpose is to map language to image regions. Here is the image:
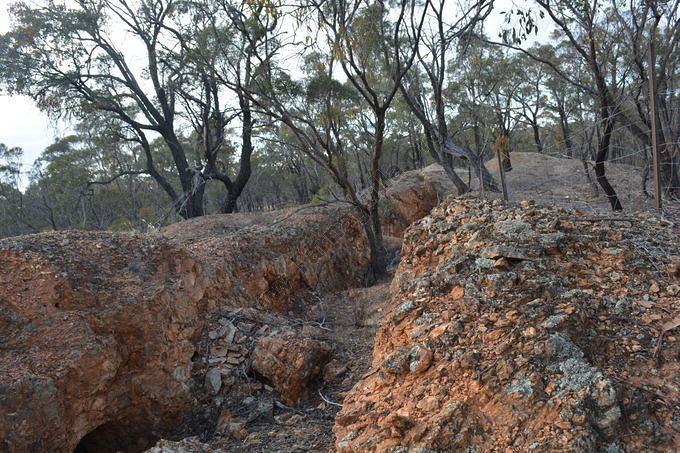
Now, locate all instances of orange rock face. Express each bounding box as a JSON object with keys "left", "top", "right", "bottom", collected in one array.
[
  {"left": 162, "top": 206, "right": 371, "bottom": 313},
  {"left": 0, "top": 165, "right": 456, "bottom": 451},
  {"left": 161, "top": 165, "right": 456, "bottom": 313},
  {"left": 334, "top": 197, "right": 679, "bottom": 452},
  {"left": 0, "top": 231, "right": 208, "bottom": 452}
]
